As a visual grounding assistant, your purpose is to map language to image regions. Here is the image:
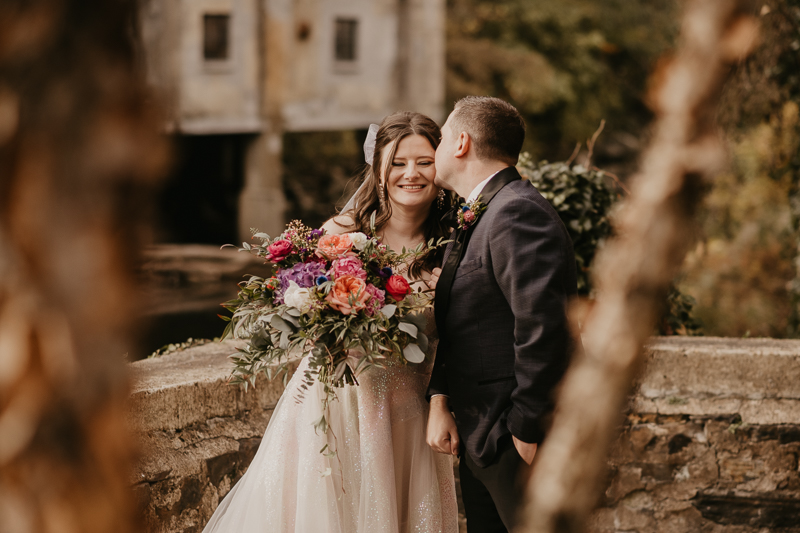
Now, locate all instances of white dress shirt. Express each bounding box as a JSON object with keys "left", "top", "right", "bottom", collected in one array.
[{"left": 465, "top": 169, "right": 503, "bottom": 203}]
